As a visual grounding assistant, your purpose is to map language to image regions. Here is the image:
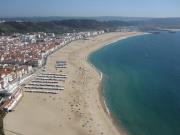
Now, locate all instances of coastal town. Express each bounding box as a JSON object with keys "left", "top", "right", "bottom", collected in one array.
[
  {"left": 1, "top": 0, "right": 180, "bottom": 134},
  {"left": 0, "top": 30, "right": 105, "bottom": 112}
]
